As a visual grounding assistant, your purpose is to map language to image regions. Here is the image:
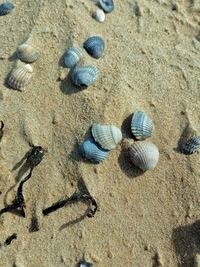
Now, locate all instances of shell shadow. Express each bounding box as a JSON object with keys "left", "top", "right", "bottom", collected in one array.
[
  {"left": 121, "top": 113, "right": 133, "bottom": 139},
  {"left": 58, "top": 52, "right": 66, "bottom": 68},
  {"left": 172, "top": 220, "right": 200, "bottom": 267},
  {"left": 118, "top": 149, "right": 144, "bottom": 178},
  {"left": 59, "top": 70, "right": 83, "bottom": 95}
]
